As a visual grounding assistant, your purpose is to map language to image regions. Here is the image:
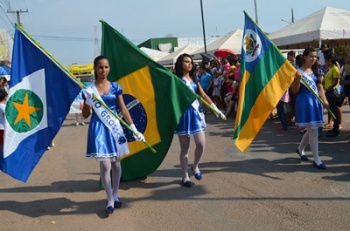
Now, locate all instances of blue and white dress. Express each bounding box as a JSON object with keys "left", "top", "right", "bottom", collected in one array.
[
  {"left": 174, "top": 78, "right": 206, "bottom": 135},
  {"left": 295, "top": 71, "right": 324, "bottom": 128},
  {"left": 86, "top": 82, "right": 128, "bottom": 158}
]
